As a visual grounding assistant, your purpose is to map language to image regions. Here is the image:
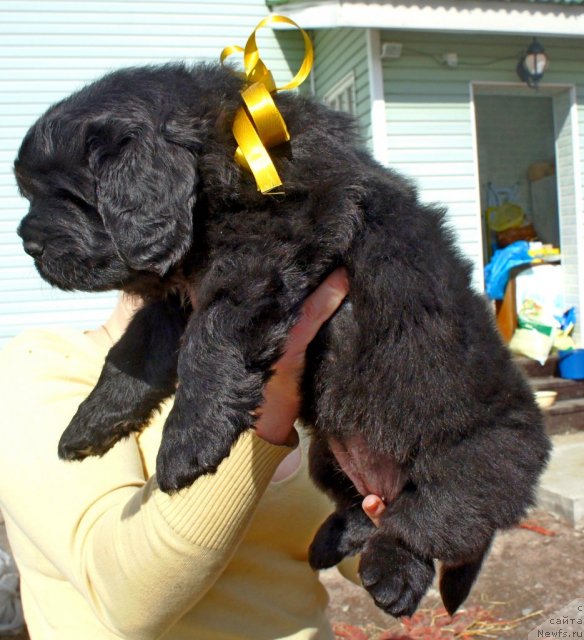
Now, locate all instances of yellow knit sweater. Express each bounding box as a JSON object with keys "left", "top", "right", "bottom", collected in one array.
[{"left": 0, "top": 328, "right": 356, "bottom": 640}]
